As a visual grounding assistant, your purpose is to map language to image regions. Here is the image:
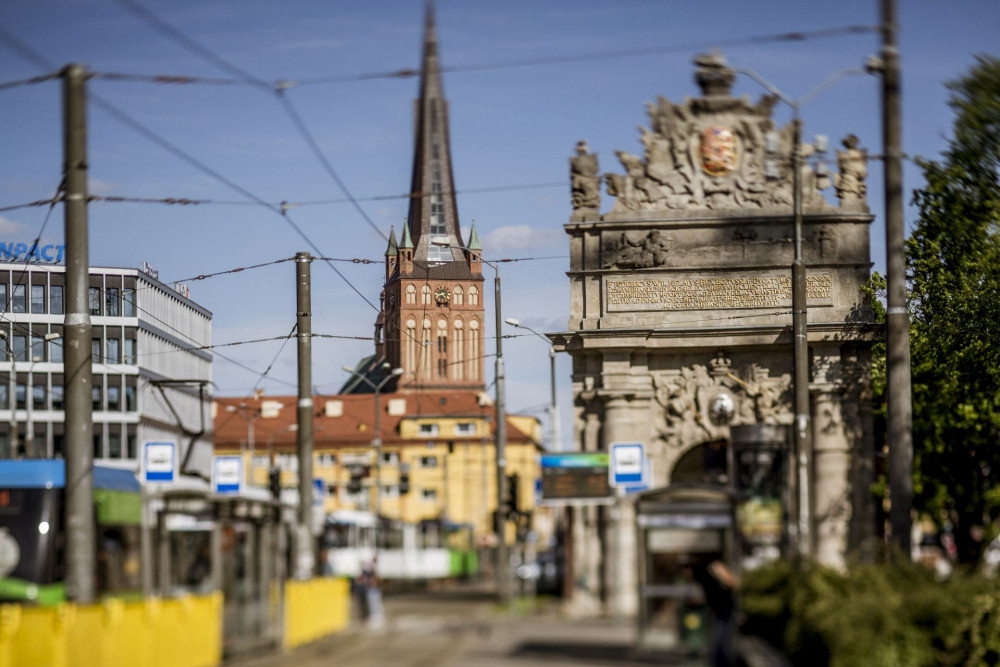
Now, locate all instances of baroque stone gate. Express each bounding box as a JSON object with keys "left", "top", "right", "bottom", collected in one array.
[{"left": 551, "top": 53, "right": 876, "bottom": 616}]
